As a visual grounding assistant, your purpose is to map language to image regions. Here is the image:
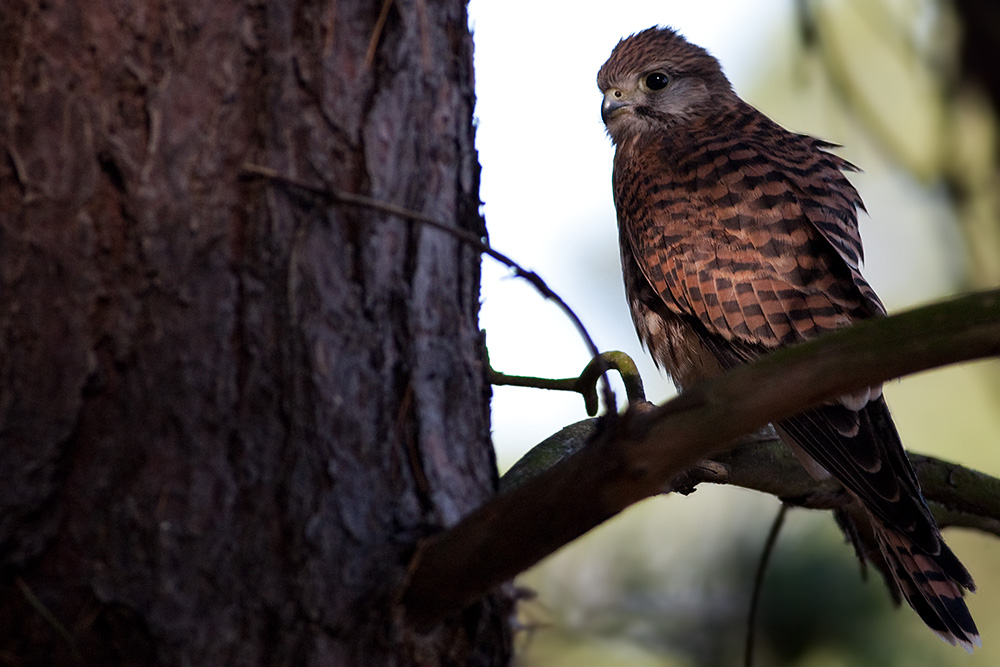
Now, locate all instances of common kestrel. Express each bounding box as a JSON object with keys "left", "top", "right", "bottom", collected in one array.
[{"left": 598, "top": 26, "right": 978, "bottom": 650}]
